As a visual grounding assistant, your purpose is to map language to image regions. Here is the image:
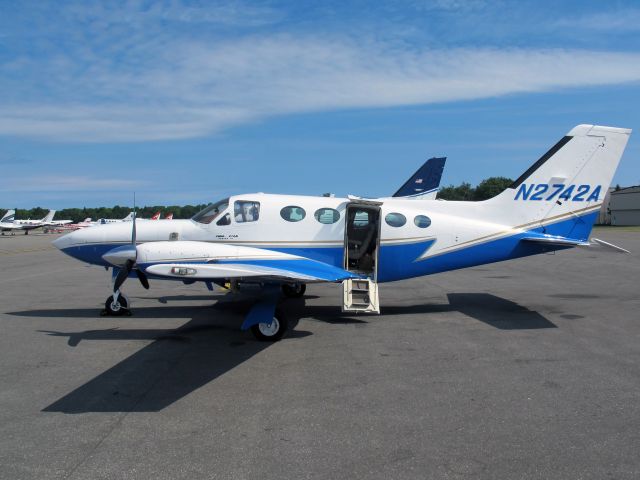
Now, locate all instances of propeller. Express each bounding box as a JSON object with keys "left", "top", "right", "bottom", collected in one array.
[{"left": 105, "top": 199, "right": 150, "bottom": 298}]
